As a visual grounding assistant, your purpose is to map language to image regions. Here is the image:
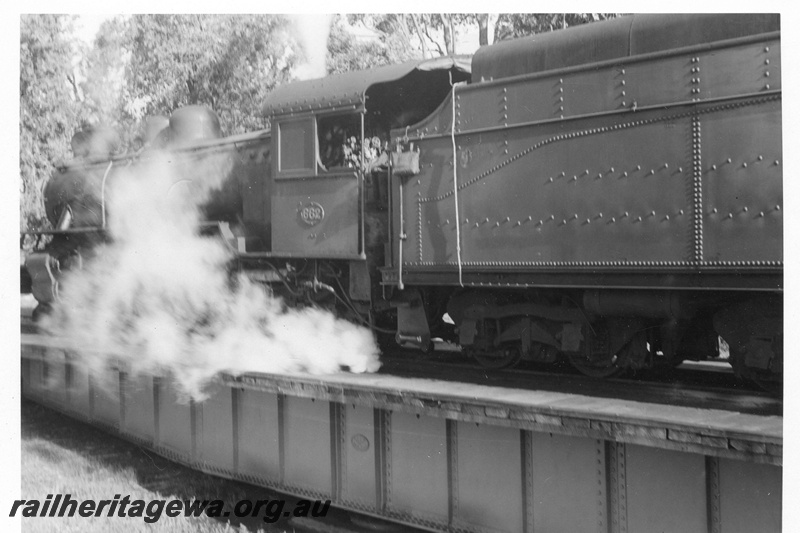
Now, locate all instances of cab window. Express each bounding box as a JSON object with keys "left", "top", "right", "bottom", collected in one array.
[
  {"left": 317, "top": 114, "right": 361, "bottom": 171},
  {"left": 278, "top": 118, "right": 315, "bottom": 175}
]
